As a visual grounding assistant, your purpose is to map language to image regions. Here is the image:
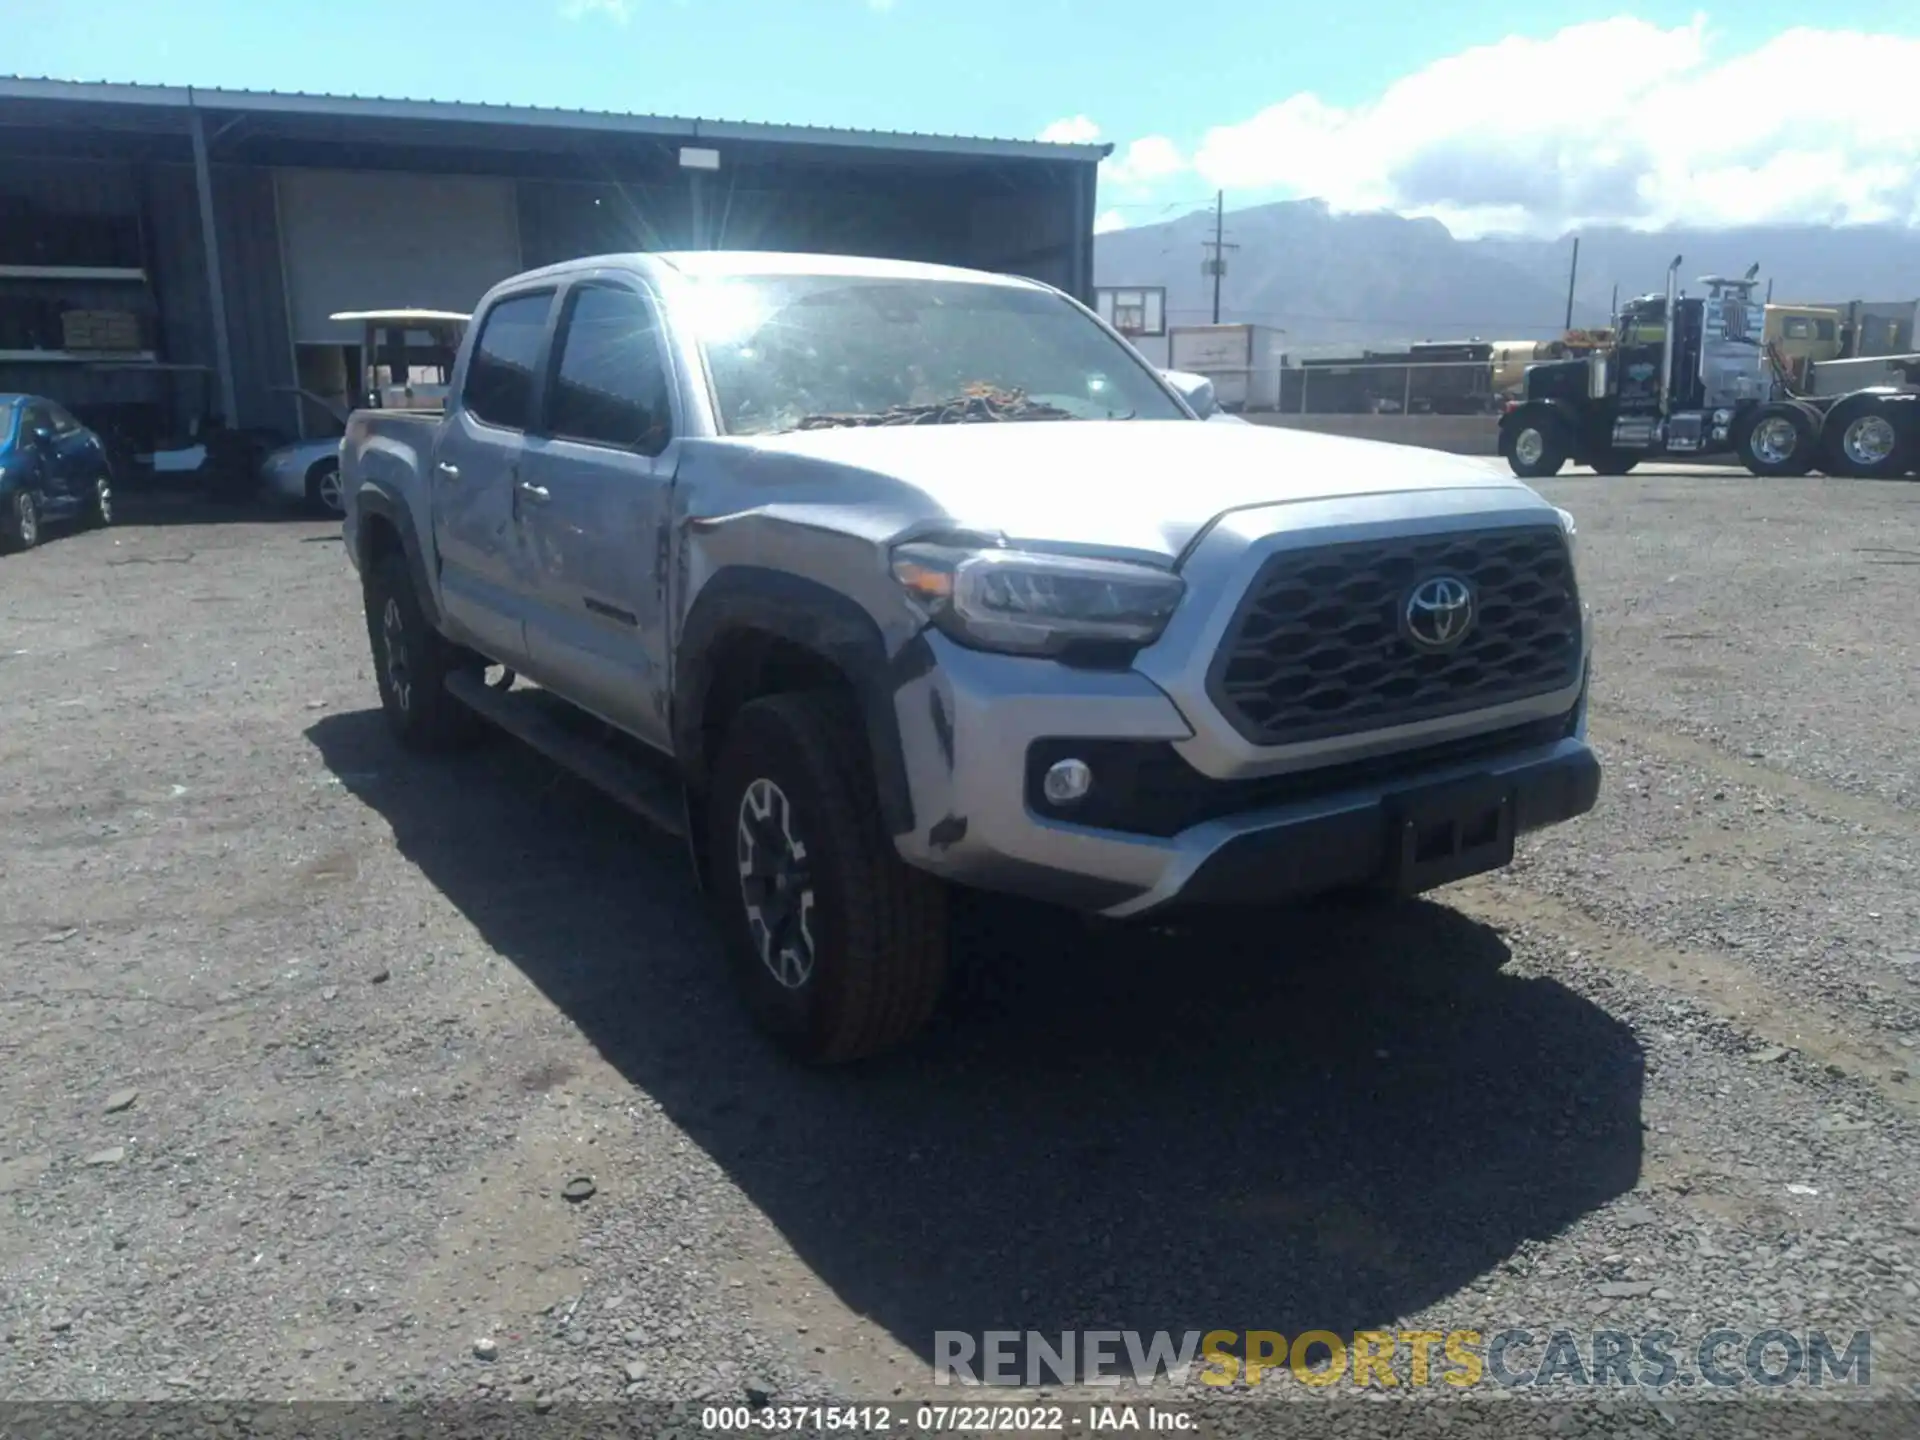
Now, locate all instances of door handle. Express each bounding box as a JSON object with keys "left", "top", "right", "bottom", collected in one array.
[
  {"left": 434, "top": 461, "right": 460, "bottom": 482},
  {"left": 516, "top": 480, "right": 551, "bottom": 504}
]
